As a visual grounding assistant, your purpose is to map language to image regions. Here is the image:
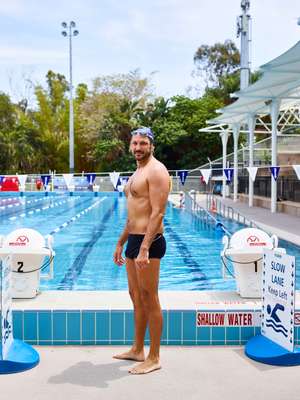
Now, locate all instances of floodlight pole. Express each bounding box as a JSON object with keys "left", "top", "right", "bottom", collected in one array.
[
  {"left": 237, "top": 0, "right": 251, "bottom": 91},
  {"left": 235, "top": 1, "right": 251, "bottom": 202},
  {"left": 69, "top": 25, "right": 74, "bottom": 173},
  {"left": 61, "top": 21, "right": 79, "bottom": 173}
]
